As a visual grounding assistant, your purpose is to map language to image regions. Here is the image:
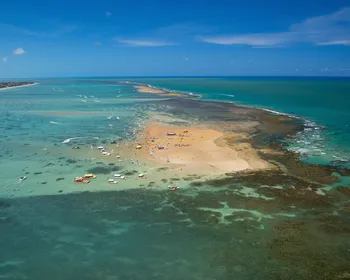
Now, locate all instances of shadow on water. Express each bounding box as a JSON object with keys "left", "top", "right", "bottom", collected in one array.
[{"left": 1, "top": 187, "right": 350, "bottom": 280}]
